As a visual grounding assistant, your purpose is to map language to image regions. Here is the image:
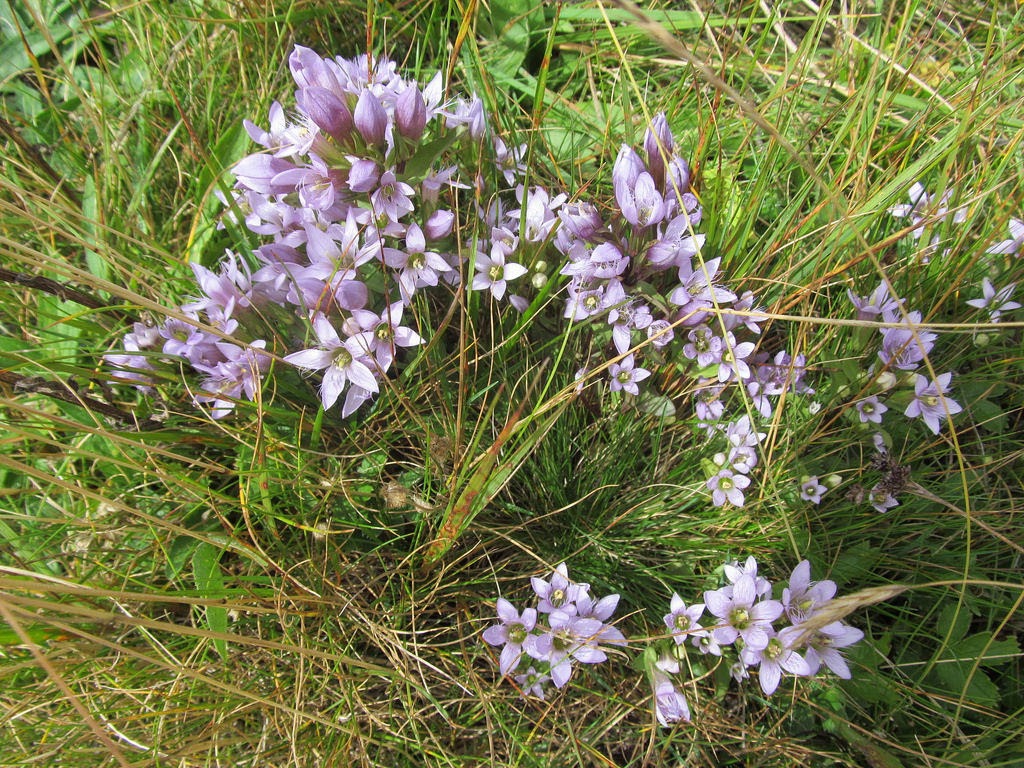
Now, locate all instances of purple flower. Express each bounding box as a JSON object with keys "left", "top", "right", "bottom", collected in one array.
[
  {"left": 663, "top": 593, "right": 705, "bottom": 644},
  {"left": 739, "top": 626, "right": 810, "bottom": 695},
  {"left": 424, "top": 209, "right": 455, "bottom": 239},
  {"left": 888, "top": 181, "right": 967, "bottom": 240},
  {"left": 283, "top": 314, "right": 379, "bottom": 410},
  {"left": 869, "top": 486, "right": 899, "bottom": 513},
  {"left": 682, "top": 325, "right": 723, "bottom": 368},
  {"left": 105, "top": 322, "right": 161, "bottom": 388},
  {"left": 904, "top": 372, "right": 962, "bottom": 434},
  {"left": 194, "top": 340, "right": 271, "bottom": 419},
  {"left": 482, "top": 598, "right": 537, "bottom": 676},
  {"left": 524, "top": 609, "right": 608, "bottom": 688},
  {"left": 296, "top": 86, "right": 353, "bottom": 142},
  {"left": 966, "top": 278, "right": 1020, "bottom": 322},
  {"left": 513, "top": 186, "right": 564, "bottom": 243},
  {"left": 371, "top": 170, "right": 415, "bottom": 223},
  {"left": 345, "top": 301, "right": 423, "bottom": 371},
  {"left": 394, "top": 84, "right": 427, "bottom": 140},
  {"left": 799, "top": 476, "right": 827, "bottom": 505},
  {"left": 800, "top": 621, "right": 864, "bottom": 678},
  {"left": 716, "top": 332, "right": 755, "bottom": 383},
  {"left": 848, "top": 283, "right": 903, "bottom": 321},
  {"left": 987, "top": 217, "right": 1024, "bottom": 257},
  {"left": 646, "top": 319, "right": 674, "bottom": 348},
  {"left": 159, "top": 317, "right": 218, "bottom": 365},
  {"left": 782, "top": 560, "right": 836, "bottom": 623},
  {"left": 645, "top": 214, "right": 704, "bottom": 270},
  {"left": 531, "top": 562, "right": 588, "bottom": 614},
  {"left": 669, "top": 257, "right": 737, "bottom": 325},
  {"left": 703, "top": 574, "right": 783, "bottom": 650},
  {"left": 353, "top": 89, "right": 389, "bottom": 149},
  {"left": 471, "top": 248, "right": 528, "bottom": 301},
  {"left": 618, "top": 170, "right": 665, "bottom": 228},
  {"left": 181, "top": 253, "right": 252, "bottom": 323},
  {"left": 514, "top": 666, "right": 551, "bottom": 699},
  {"left": 575, "top": 591, "right": 627, "bottom": 646},
  {"left": 723, "top": 555, "right": 772, "bottom": 598},
  {"left": 643, "top": 112, "right": 674, "bottom": 189},
  {"left": 878, "top": 311, "right": 936, "bottom": 371},
  {"left": 651, "top": 669, "right": 691, "bottom": 725},
  {"left": 382, "top": 224, "right": 451, "bottom": 302},
  {"left": 608, "top": 300, "right": 653, "bottom": 354},
  {"left": 563, "top": 284, "right": 606, "bottom": 321},
  {"left": 612, "top": 144, "right": 645, "bottom": 212},
  {"left": 303, "top": 216, "right": 374, "bottom": 279},
  {"left": 707, "top": 469, "right": 751, "bottom": 507},
  {"left": 587, "top": 242, "right": 628, "bottom": 280},
  {"left": 855, "top": 395, "right": 888, "bottom": 424},
  {"left": 608, "top": 354, "right": 651, "bottom": 396},
  {"left": 232, "top": 153, "right": 301, "bottom": 195},
  {"left": 493, "top": 137, "right": 526, "bottom": 186},
  {"left": 244, "top": 101, "right": 290, "bottom": 153}
]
